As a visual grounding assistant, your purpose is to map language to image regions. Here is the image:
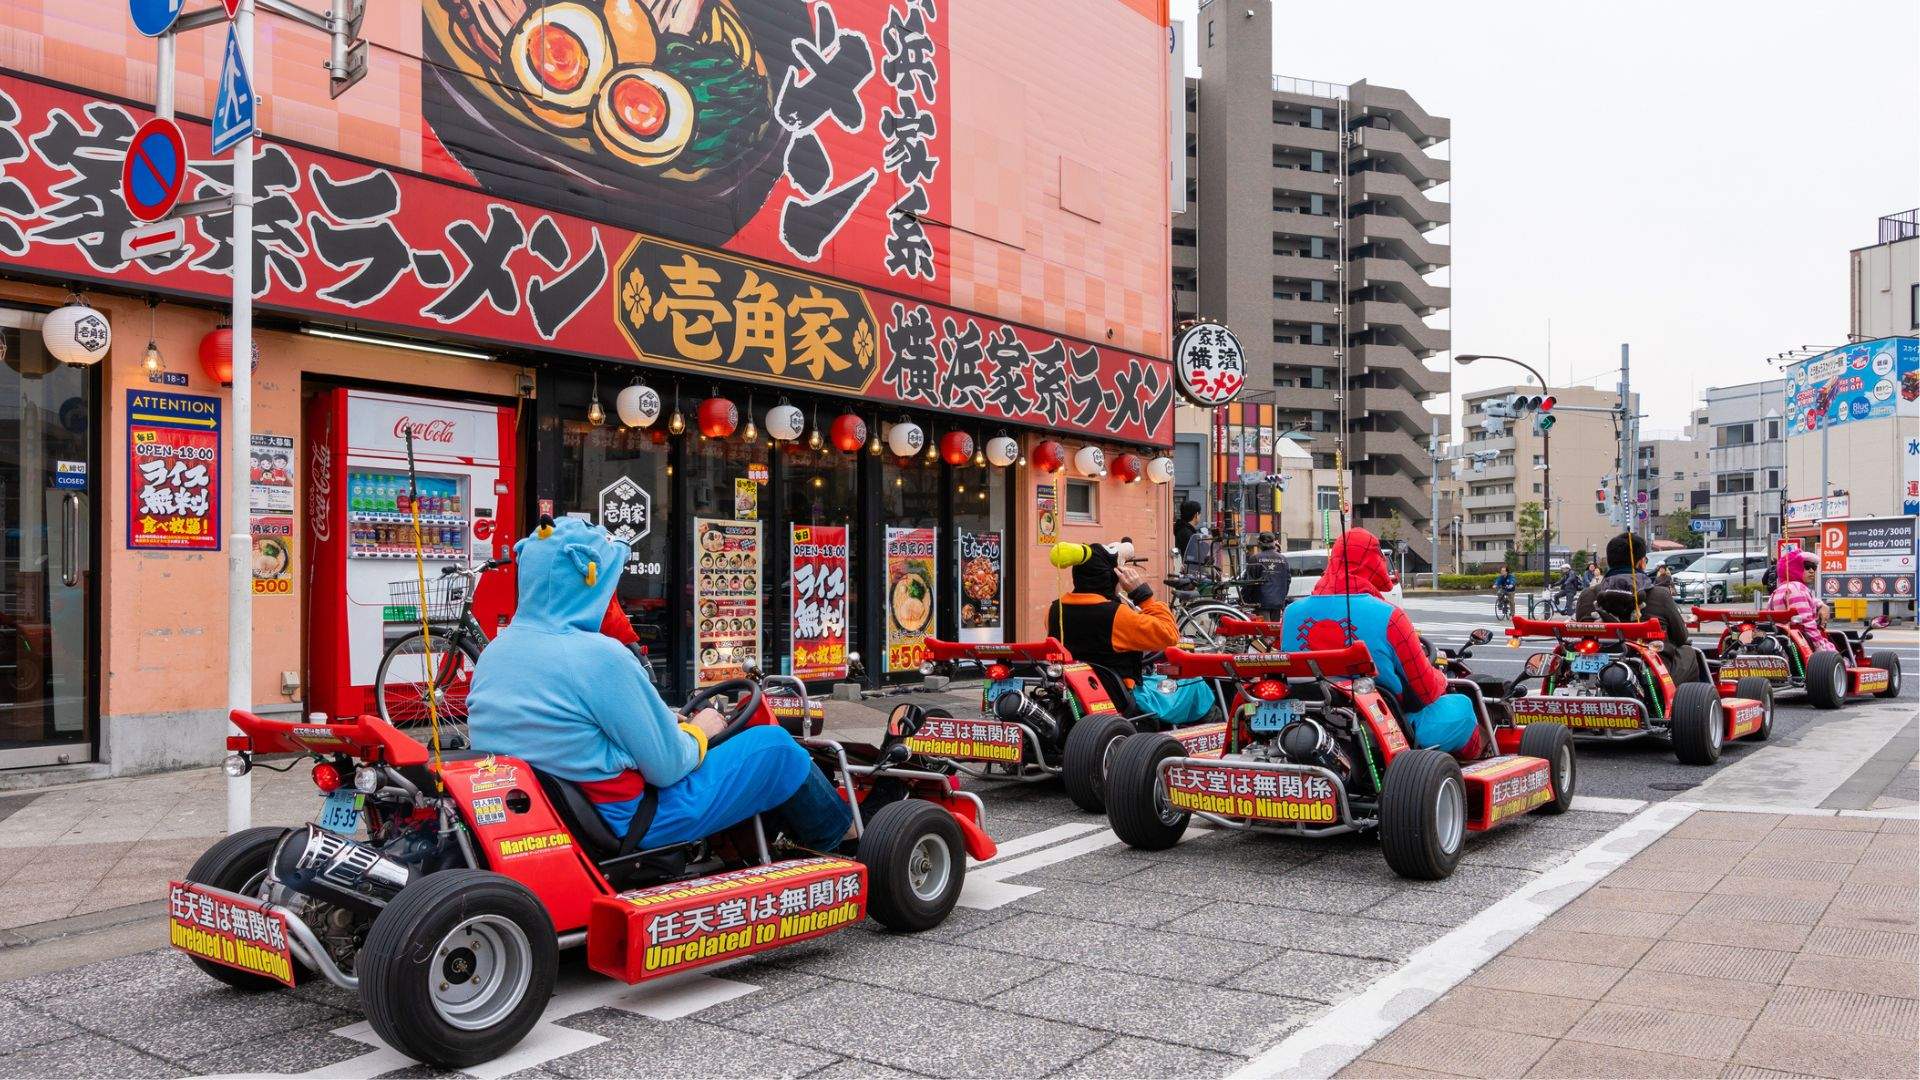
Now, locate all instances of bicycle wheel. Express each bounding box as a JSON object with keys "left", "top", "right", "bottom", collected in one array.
[
  {"left": 1179, "top": 602, "right": 1254, "bottom": 650},
  {"left": 375, "top": 629, "right": 482, "bottom": 748}
]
